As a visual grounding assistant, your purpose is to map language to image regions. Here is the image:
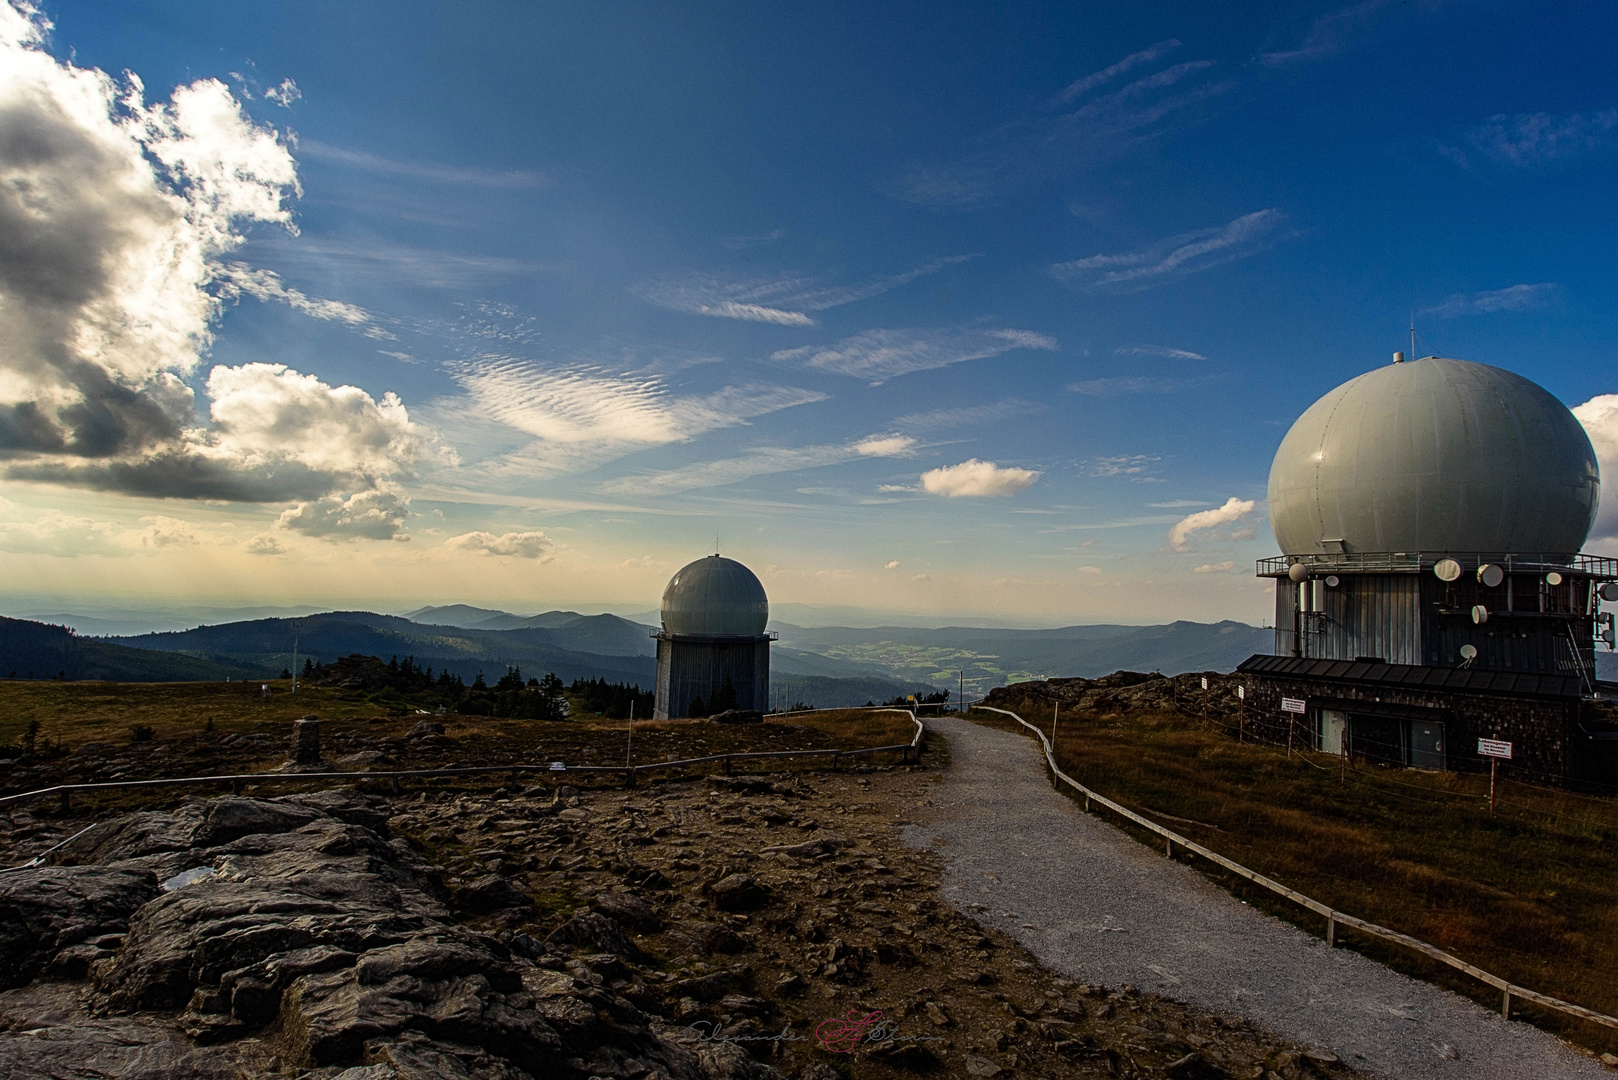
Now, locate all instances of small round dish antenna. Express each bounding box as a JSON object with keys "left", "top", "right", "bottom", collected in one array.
[
  {"left": 1601, "top": 582, "right": 1618, "bottom": 602},
  {"left": 1287, "top": 563, "right": 1310, "bottom": 583},
  {"left": 1545, "top": 571, "right": 1563, "bottom": 586},
  {"left": 1477, "top": 564, "right": 1504, "bottom": 588},
  {"left": 1325, "top": 575, "right": 1340, "bottom": 587},
  {"left": 1459, "top": 644, "right": 1478, "bottom": 660},
  {"left": 1433, "top": 559, "right": 1462, "bottom": 582},
  {"left": 1471, "top": 604, "right": 1489, "bottom": 625}
]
